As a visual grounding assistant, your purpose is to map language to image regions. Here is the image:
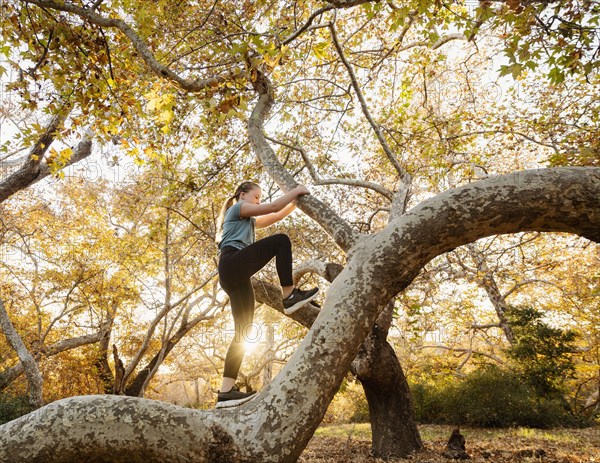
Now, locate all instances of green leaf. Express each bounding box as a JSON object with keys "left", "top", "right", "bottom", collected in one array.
[{"left": 548, "top": 67, "right": 565, "bottom": 84}]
